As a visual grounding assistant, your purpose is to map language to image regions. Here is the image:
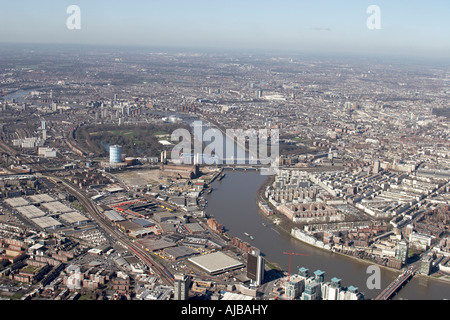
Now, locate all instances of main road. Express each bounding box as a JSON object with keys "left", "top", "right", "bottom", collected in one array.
[{"left": 43, "top": 174, "right": 175, "bottom": 286}]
